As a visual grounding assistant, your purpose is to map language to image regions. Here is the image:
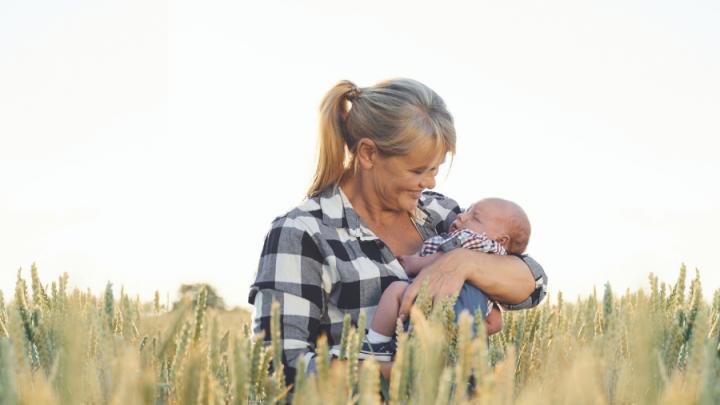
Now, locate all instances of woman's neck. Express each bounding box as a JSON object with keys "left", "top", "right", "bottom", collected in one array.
[{"left": 339, "top": 172, "right": 406, "bottom": 226}]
